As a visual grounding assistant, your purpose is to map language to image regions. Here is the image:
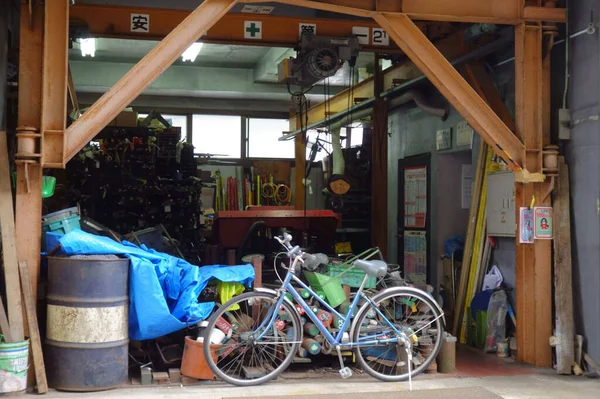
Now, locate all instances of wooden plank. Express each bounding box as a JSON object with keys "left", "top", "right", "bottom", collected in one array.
[
  {"left": 19, "top": 261, "right": 48, "bottom": 393},
  {"left": 553, "top": 157, "right": 575, "bottom": 374},
  {"left": 0, "top": 131, "right": 25, "bottom": 342},
  {"left": 253, "top": 161, "right": 292, "bottom": 187},
  {"left": 0, "top": 296, "right": 13, "bottom": 342},
  {"left": 452, "top": 140, "right": 486, "bottom": 336}
]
